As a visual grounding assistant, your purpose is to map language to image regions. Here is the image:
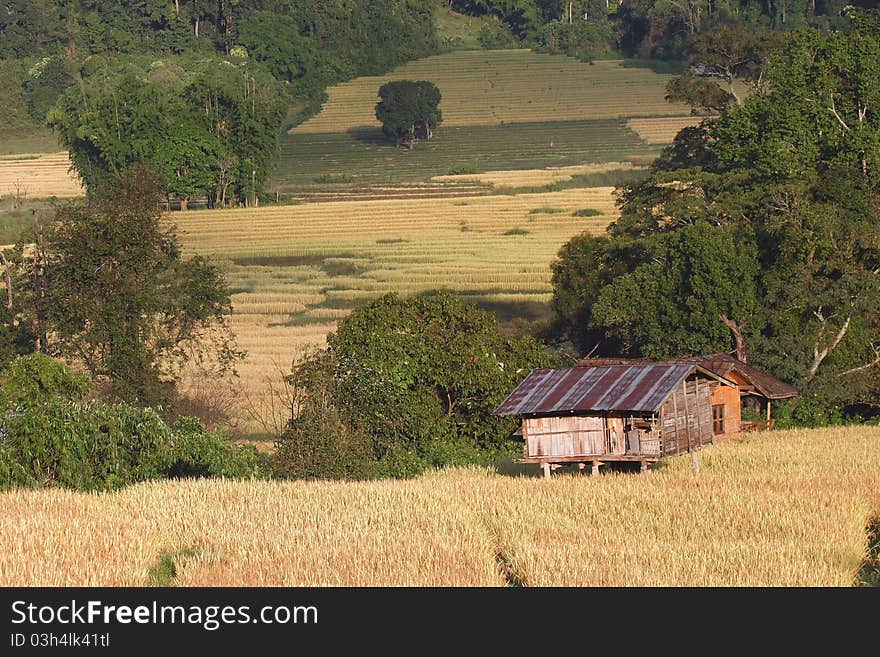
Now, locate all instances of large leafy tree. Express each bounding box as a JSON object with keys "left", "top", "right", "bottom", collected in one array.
[
  {"left": 550, "top": 23, "right": 880, "bottom": 414},
  {"left": 48, "top": 56, "right": 285, "bottom": 208},
  {"left": 375, "top": 80, "right": 442, "bottom": 148},
  {"left": 277, "top": 290, "right": 552, "bottom": 478},
  {"left": 2, "top": 166, "right": 241, "bottom": 406}
]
